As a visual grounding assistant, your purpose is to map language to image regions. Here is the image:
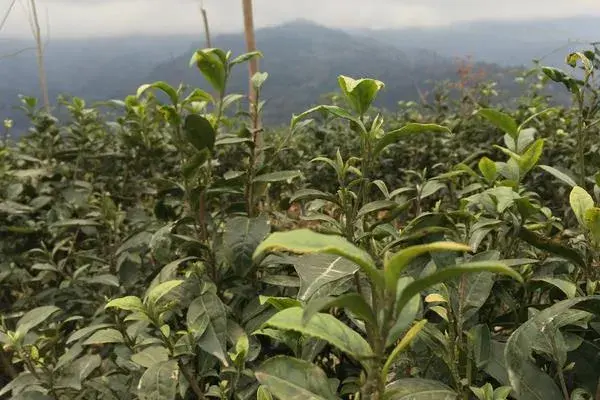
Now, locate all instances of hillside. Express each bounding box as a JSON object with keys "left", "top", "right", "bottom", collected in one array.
[
  {"left": 354, "top": 16, "right": 600, "bottom": 67},
  {"left": 145, "top": 20, "right": 517, "bottom": 124},
  {"left": 0, "top": 20, "right": 541, "bottom": 130}
]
